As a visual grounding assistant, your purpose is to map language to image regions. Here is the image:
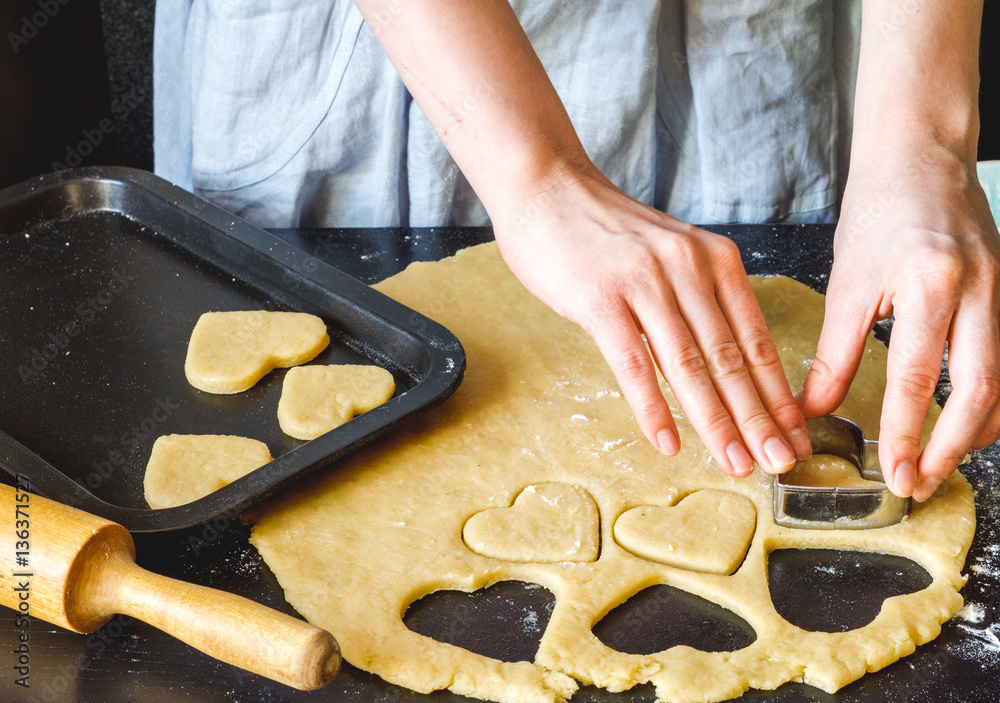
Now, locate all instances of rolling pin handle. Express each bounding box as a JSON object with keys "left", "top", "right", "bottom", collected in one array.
[{"left": 111, "top": 554, "right": 340, "bottom": 691}]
